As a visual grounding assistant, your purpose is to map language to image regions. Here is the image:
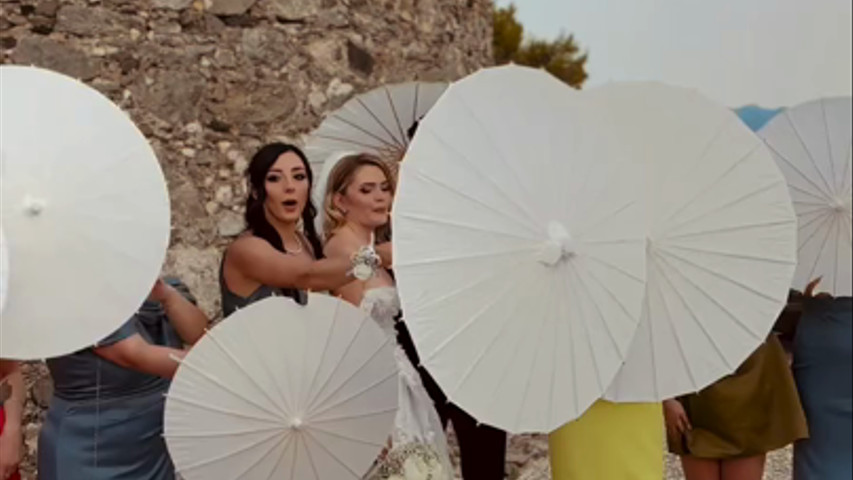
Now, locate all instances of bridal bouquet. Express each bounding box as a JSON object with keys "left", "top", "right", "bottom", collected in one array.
[{"left": 367, "top": 443, "right": 449, "bottom": 480}]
